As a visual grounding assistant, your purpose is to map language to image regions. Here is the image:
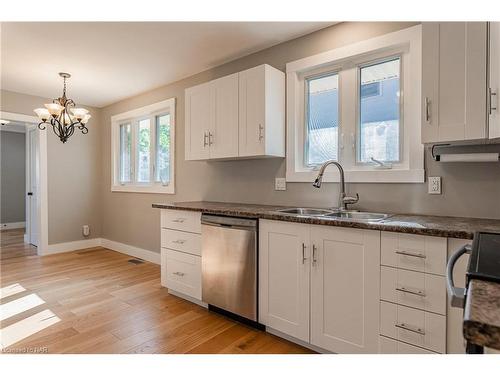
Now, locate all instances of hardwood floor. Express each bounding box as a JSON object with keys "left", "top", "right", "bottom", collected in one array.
[
  {"left": 0, "top": 247, "right": 313, "bottom": 354},
  {"left": 0, "top": 228, "right": 37, "bottom": 260}
]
